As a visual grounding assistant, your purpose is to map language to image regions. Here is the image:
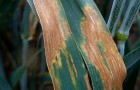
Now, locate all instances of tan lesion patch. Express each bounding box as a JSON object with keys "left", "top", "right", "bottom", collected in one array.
[
  {"left": 33, "top": 0, "right": 72, "bottom": 89},
  {"left": 81, "top": 5, "right": 126, "bottom": 90},
  {"left": 33, "top": 0, "right": 71, "bottom": 68}
]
